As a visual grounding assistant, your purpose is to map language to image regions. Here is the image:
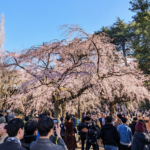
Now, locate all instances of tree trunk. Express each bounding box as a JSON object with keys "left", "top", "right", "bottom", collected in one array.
[
  {"left": 109, "top": 102, "right": 116, "bottom": 117},
  {"left": 61, "top": 102, "right": 66, "bottom": 118},
  {"left": 54, "top": 101, "right": 62, "bottom": 119},
  {"left": 122, "top": 42, "right": 127, "bottom": 66},
  {"left": 78, "top": 99, "right": 81, "bottom": 119}
]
